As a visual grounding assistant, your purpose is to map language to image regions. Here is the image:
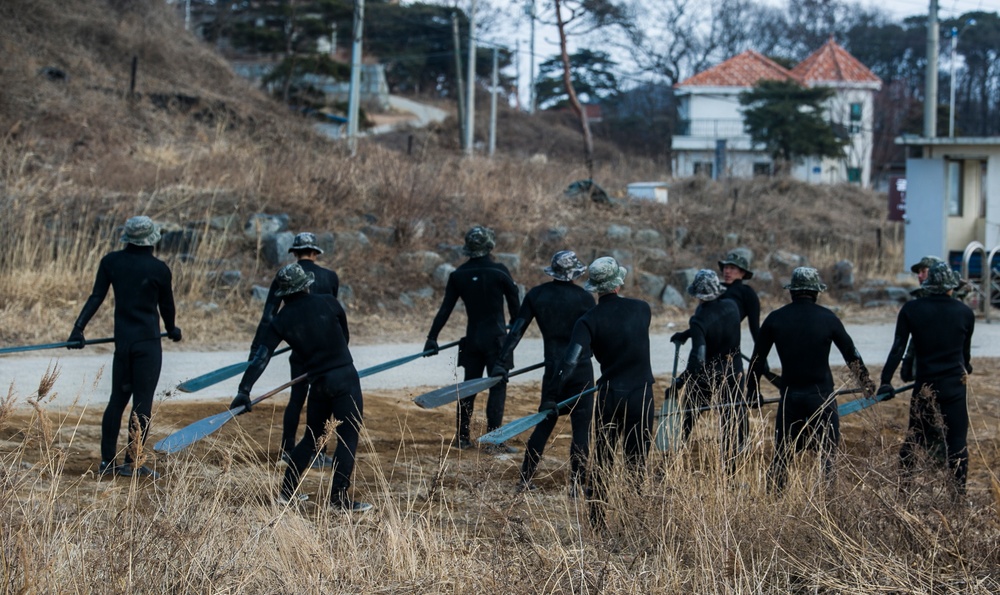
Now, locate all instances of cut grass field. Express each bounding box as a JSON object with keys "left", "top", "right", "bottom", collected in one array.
[{"left": 1, "top": 359, "right": 999, "bottom": 593}]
